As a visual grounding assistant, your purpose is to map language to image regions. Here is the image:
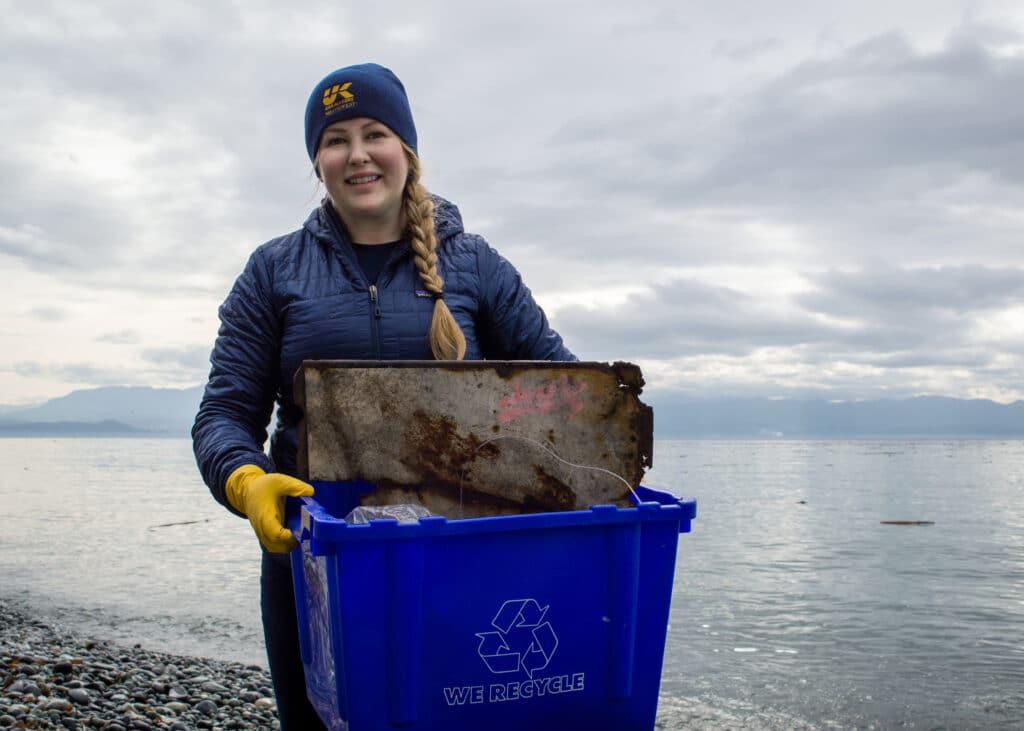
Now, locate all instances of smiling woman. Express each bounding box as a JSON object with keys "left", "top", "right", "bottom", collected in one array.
[
  {"left": 191, "top": 62, "right": 576, "bottom": 730},
  {"left": 315, "top": 118, "right": 410, "bottom": 242}
]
